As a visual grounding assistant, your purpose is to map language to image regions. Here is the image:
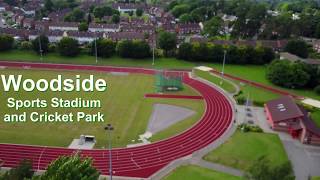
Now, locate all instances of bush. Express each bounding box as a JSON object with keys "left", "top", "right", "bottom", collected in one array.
[
  {"left": 57, "top": 37, "right": 80, "bottom": 57},
  {"left": 0, "top": 159, "right": 34, "bottom": 180},
  {"left": 18, "top": 41, "right": 32, "bottom": 50},
  {"left": 267, "top": 60, "right": 310, "bottom": 89},
  {"left": 285, "top": 39, "right": 309, "bottom": 58},
  {"left": 0, "top": 34, "right": 14, "bottom": 51},
  {"left": 91, "top": 38, "right": 116, "bottom": 58},
  {"left": 48, "top": 43, "right": 56, "bottom": 52},
  {"left": 32, "top": 35, "right": 49, "bottom": 54},
  {"left": 315, "top": 85, "right": 320, "bottom": 95},
  {"left": 117, "top": 40, "right": 151, "bottom": 59},
  {"left": 238, "top": 123, "right": 263, "bottom": 133}
]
